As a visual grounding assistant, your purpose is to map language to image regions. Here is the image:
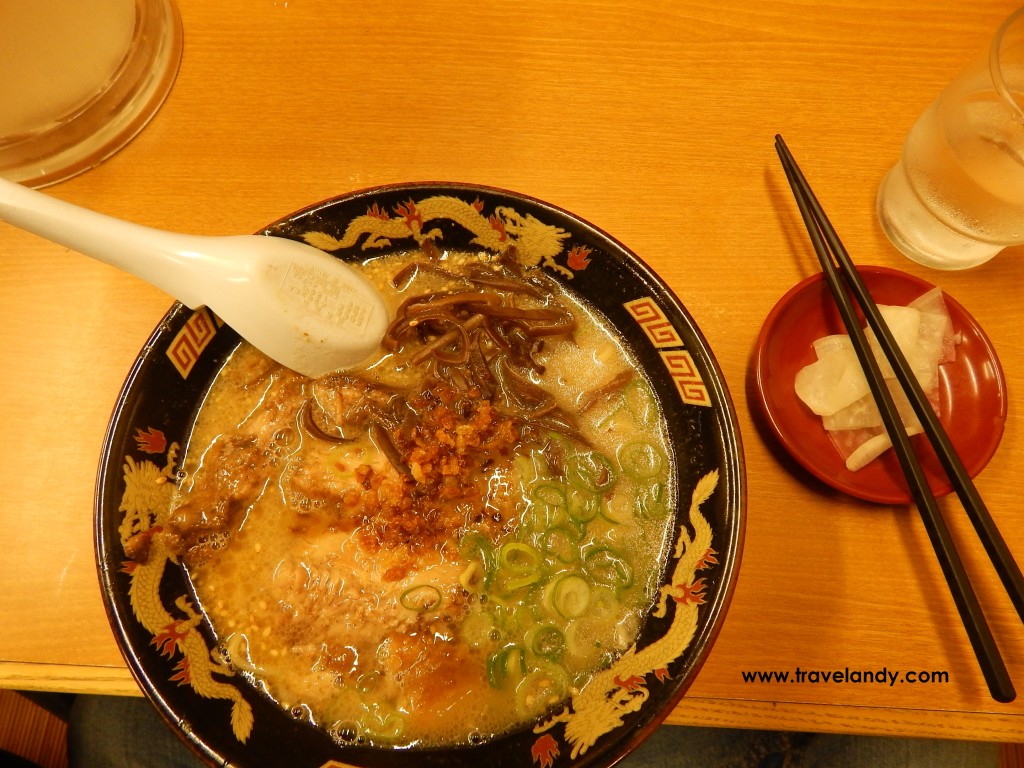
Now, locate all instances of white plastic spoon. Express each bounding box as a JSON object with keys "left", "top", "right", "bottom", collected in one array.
[{"left": 0, "top": 177, "right": 390, "bottom": 378}]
